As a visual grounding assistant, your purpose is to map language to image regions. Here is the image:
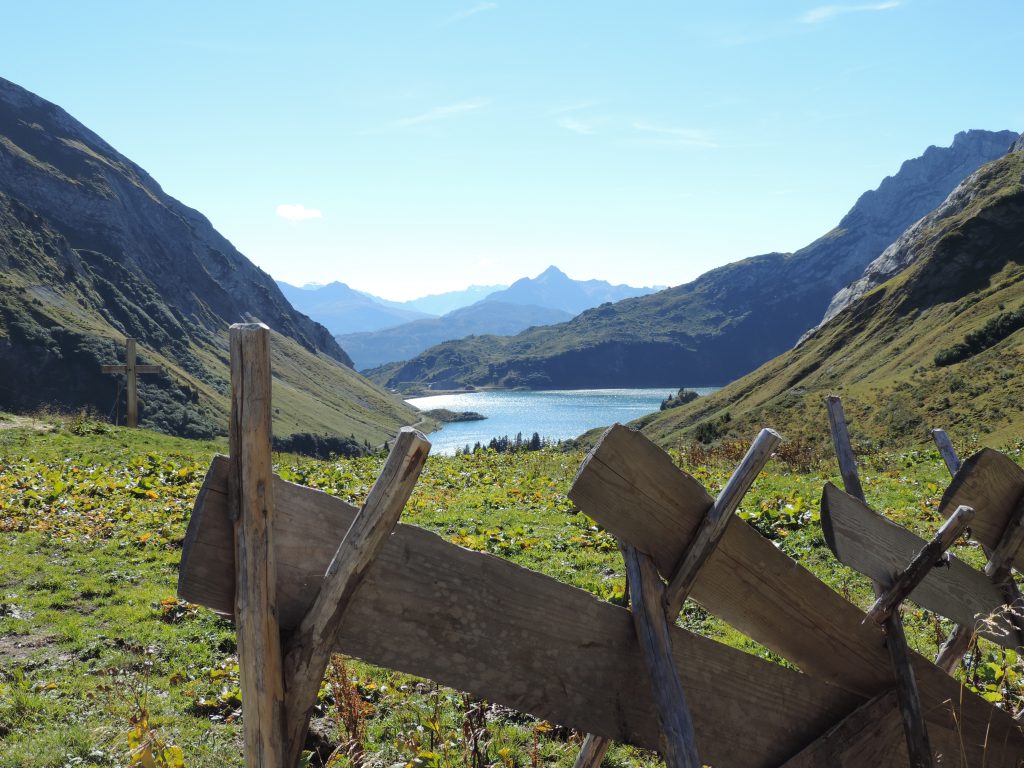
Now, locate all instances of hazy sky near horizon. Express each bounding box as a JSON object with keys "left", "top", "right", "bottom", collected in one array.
[{"left": 4, "top": 2, "right": 1023, "bottom": 300}]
